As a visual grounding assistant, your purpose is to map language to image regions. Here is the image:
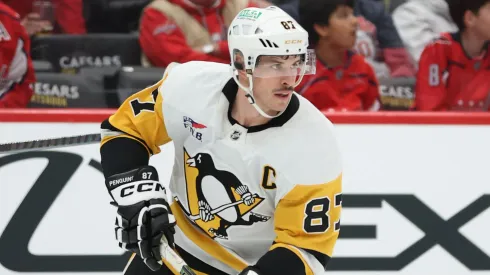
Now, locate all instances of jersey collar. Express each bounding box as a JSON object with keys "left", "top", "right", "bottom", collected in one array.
[
  {"left": 222, "top": 79, "right": 299, "bottom": 133},
  {"left": 317, "top": 50, "right": 354, "bottom": 70}
]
